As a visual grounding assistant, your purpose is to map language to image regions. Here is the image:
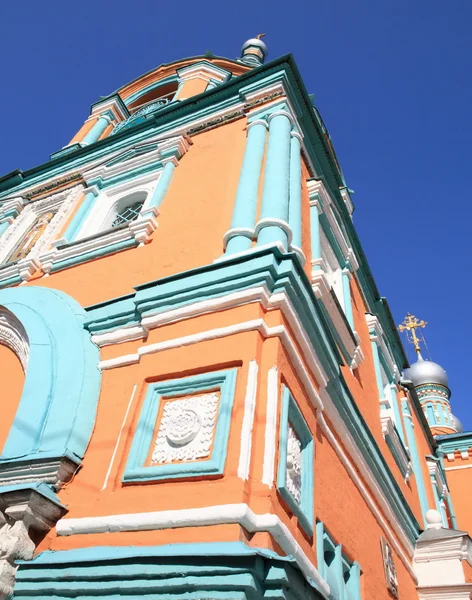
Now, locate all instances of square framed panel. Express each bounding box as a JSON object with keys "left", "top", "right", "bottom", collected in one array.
[
  {"left": 124, "top": 369, "right": 237, "bottom": 482},
  {"left": 277, "top": 385, "right": 314, "bottom": 536}
]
